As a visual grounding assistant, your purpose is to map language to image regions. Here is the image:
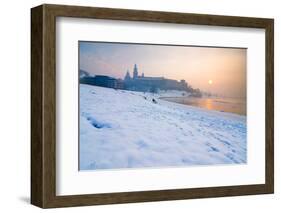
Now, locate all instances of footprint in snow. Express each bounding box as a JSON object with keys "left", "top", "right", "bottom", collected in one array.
[{"left": 82, "top": 113, "right": 111, "bottom": 129}]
